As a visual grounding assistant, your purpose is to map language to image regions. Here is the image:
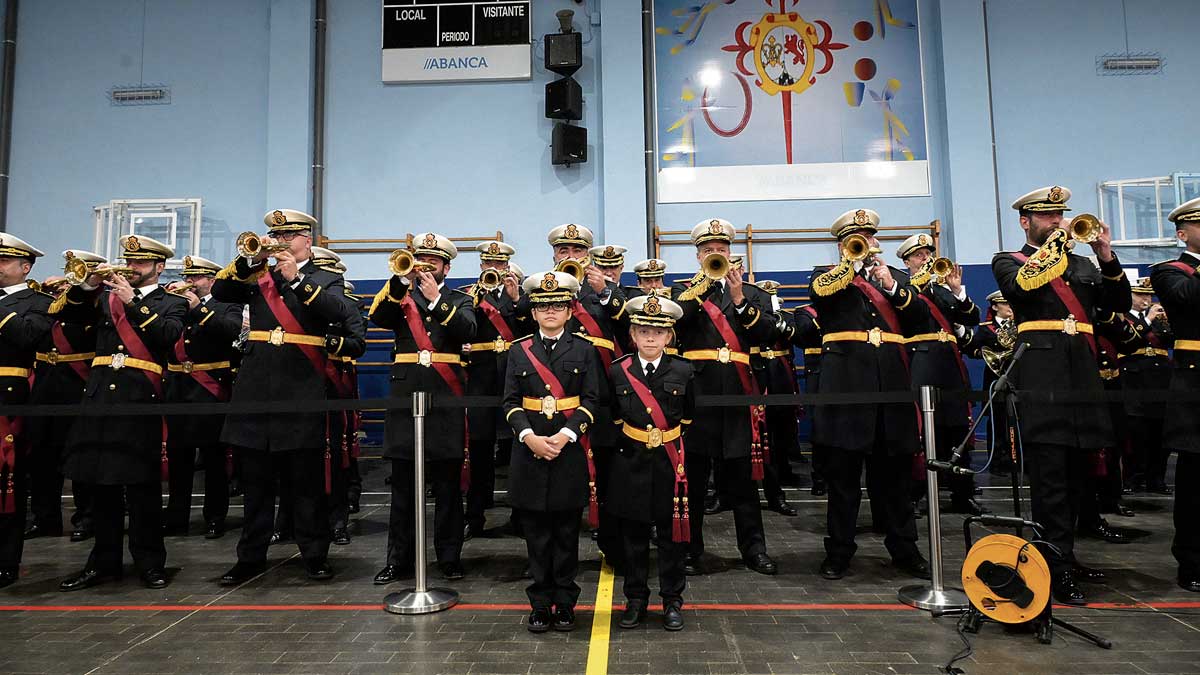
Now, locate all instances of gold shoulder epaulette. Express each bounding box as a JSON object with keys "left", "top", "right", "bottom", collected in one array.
[
  {"left": 215, "top": 259, "right": 267, "bottom": 283},
  {"left": 1015, "top": 229, "right": 1070, "bottom": 291},
  {"left": 811, "top": 260, "right": 854, "bottom": 297}
]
